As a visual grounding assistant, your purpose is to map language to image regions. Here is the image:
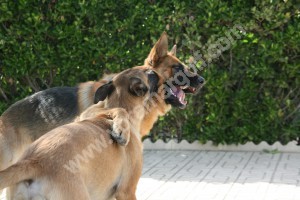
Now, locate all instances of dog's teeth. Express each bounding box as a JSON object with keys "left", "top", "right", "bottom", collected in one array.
[{"left": 181, "top": 86, "right": 188, "bottom": 89}]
